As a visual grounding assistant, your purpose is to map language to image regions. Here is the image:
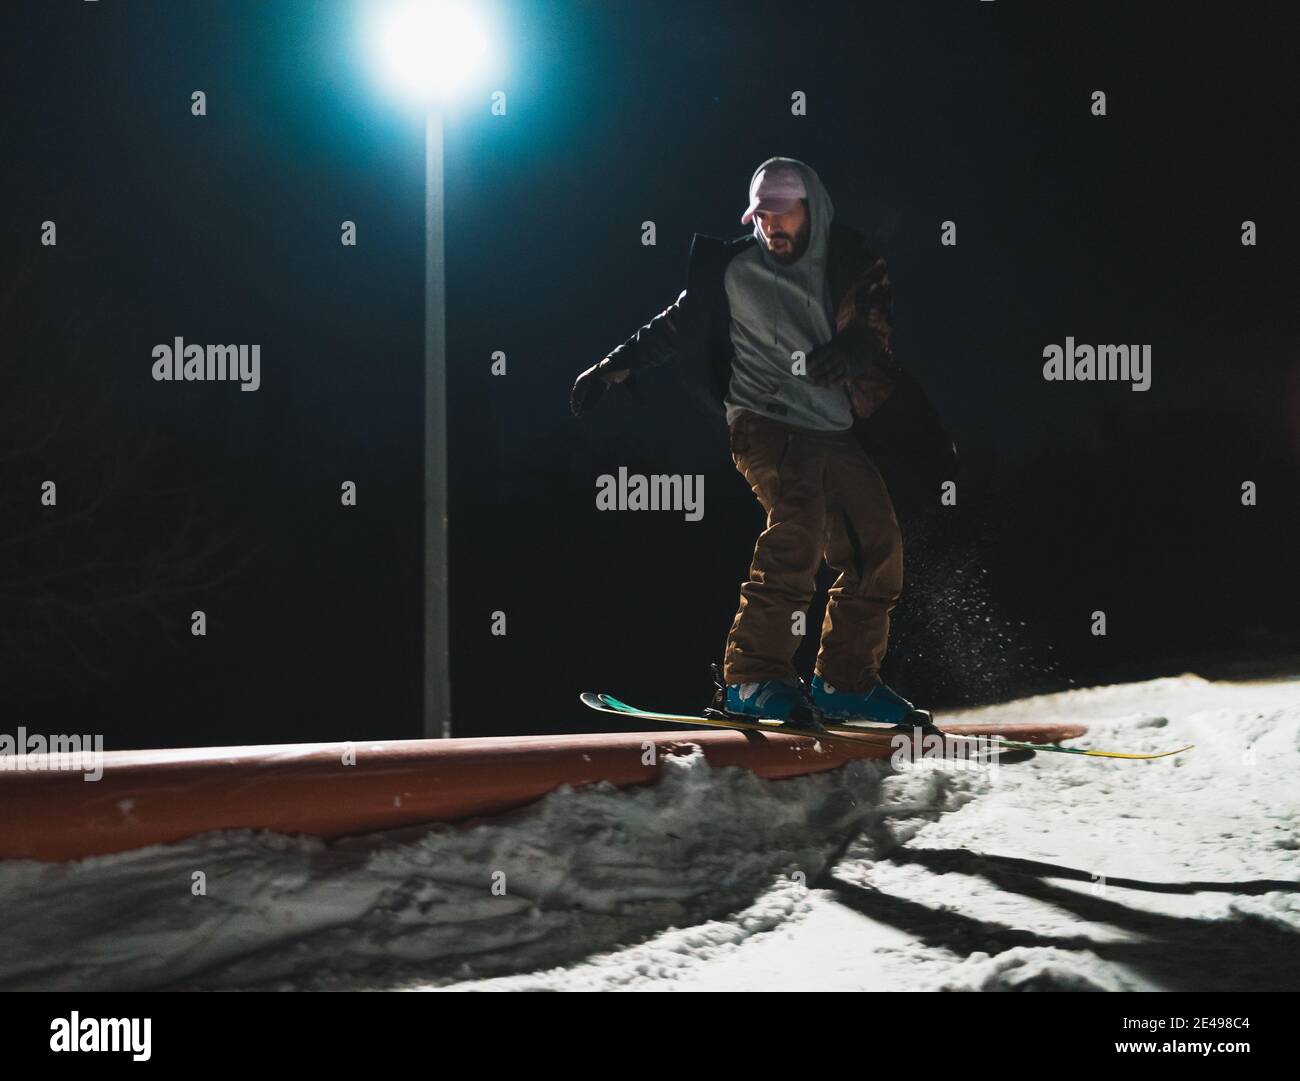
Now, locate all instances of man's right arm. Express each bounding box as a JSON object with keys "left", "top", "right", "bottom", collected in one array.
[
  {"left": 604, "top": 288, "right": 690, "bottom": 374},
  {"left": 570, "top": 288, "right": 691, "bottom": 416}
]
